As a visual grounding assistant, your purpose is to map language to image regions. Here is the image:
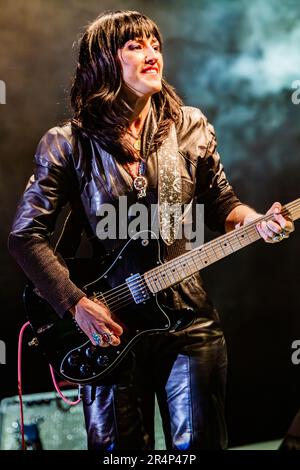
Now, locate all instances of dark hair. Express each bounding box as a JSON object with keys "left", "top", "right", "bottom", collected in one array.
[{"left": 70, "top": 10, "right": 183, "bottom": 162}]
